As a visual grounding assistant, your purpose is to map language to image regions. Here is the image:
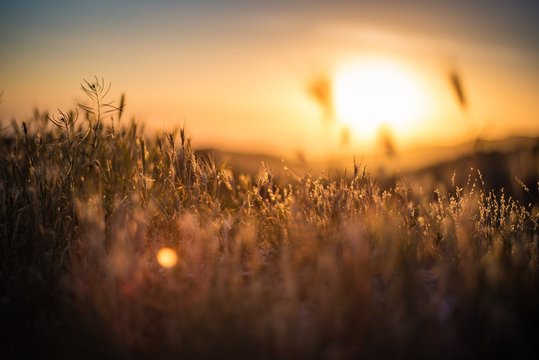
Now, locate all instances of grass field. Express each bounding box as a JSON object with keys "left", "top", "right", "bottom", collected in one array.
[{"left": 1, "top": 80, "right": 538, "bottom": 359}]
